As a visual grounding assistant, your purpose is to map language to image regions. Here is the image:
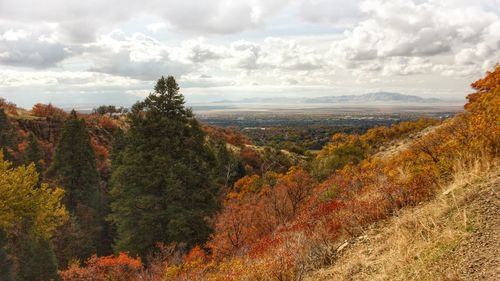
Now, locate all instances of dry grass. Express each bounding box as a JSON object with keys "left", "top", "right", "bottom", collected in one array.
[{"left": 305, "top": 156, "right": 498, "bottom": 281}]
